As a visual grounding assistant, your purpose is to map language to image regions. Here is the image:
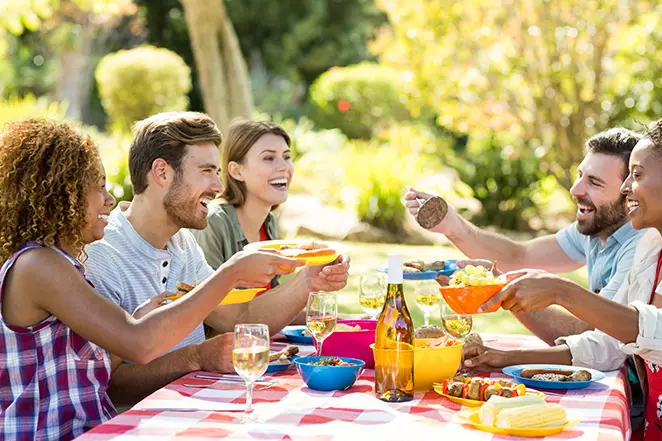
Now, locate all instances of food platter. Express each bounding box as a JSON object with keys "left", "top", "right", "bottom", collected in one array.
[
  {"left": 376, "top": 259, "right": 458, "bottom": 280},
  {"left": 164, "top": 287, "right": 266, "bottom": 305},
  {"left": 460, "top": 409, "right": 578, "bottom": 437},
  {"left": 244, "top": 240, "right": 345, "bottom": 266},
  {"left": 502, "top": 364, "right": 606, "bottom": 390},
  {"left": 280, "top": 325, "right": 314, "bottom": 345},
  {"left": 433, "top": 383, "right": 545, "bottom": 407}
]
